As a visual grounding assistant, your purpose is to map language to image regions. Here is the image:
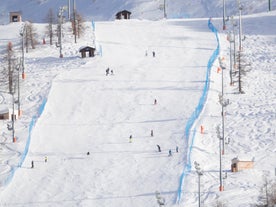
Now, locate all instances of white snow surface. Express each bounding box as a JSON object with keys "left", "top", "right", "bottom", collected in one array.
[{"left": 0, "top": 7, "right": 276, "bottom": 207}]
